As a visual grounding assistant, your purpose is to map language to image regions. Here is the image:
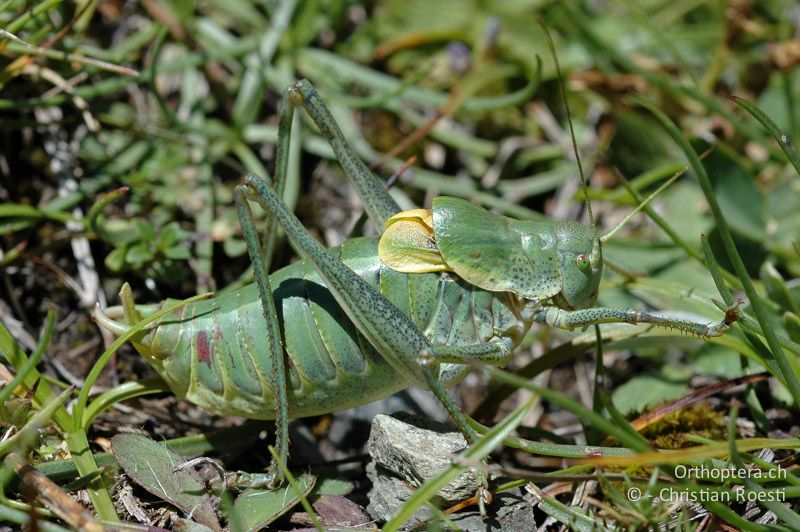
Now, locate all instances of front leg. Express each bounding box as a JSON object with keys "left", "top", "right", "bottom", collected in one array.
[{"left": 536, "top": 305, "right": 734, "bottom": 338}]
